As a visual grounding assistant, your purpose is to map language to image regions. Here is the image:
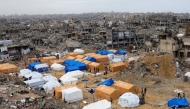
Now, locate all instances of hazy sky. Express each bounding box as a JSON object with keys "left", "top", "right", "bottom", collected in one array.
[{"left": 0, "top": 0, "right": 189, "bottom": 15}]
